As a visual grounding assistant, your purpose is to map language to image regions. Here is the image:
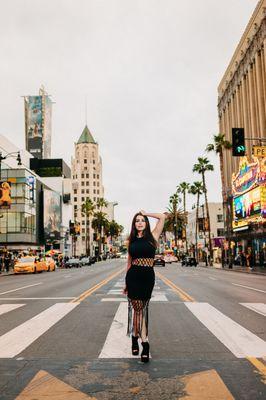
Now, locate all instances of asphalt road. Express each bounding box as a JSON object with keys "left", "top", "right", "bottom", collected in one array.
[{"left": 0, "top": 260, "right": 265, "bottom": 399}]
